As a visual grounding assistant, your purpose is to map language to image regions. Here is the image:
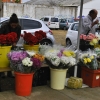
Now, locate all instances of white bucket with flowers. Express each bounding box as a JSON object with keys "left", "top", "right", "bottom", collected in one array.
[{"left": 44, "top": 45, "right": 76, "bottom": 90}]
